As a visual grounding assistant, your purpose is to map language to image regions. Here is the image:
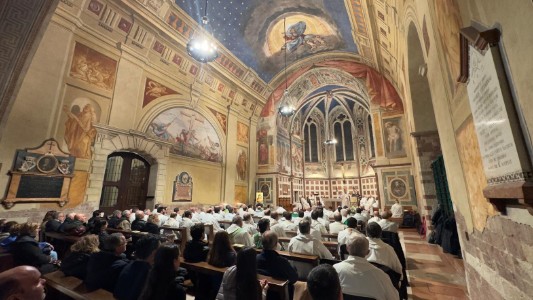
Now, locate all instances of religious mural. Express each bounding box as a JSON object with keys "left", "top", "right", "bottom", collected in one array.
[
  {"left": 174, "top": 0, "right": 357, "bottom": 81},
  {"left": 382, "top": 171, "right": 417, "bottom": 206},
  {"left": 69, "top": 42, "right": 117, "bottom": 91},
  {"left": 433, "top": 0, "right": 462, "bottom": 91},
  {"left": 208, "top": 108, "right": 227, "bottom": 134},
  {"left": 236, "top": 147, "right": 248, "bottom": 182},
  {"left": 143, "top": 78, "right": 180, "bottom": 107},
  {"left": 234, "top": 185, "right": 248, "bottom": 204},
  {"left": 146, "top": 108, "right": 222, "bottom": 162},
  {"left": 237, "top": 122, "right": 249, "bottom": 144},
  {"left": 382, "top": 117, "right": 406, "bottom": 158},
  {"left": 62, "top": 98, "right": 100, "bottom": 159},
  {"left": 258, "top": 138, "right": 269, "bottom": 165},
  {"left": 277, "top": 138, "right": 291, "bottom": 174}
]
